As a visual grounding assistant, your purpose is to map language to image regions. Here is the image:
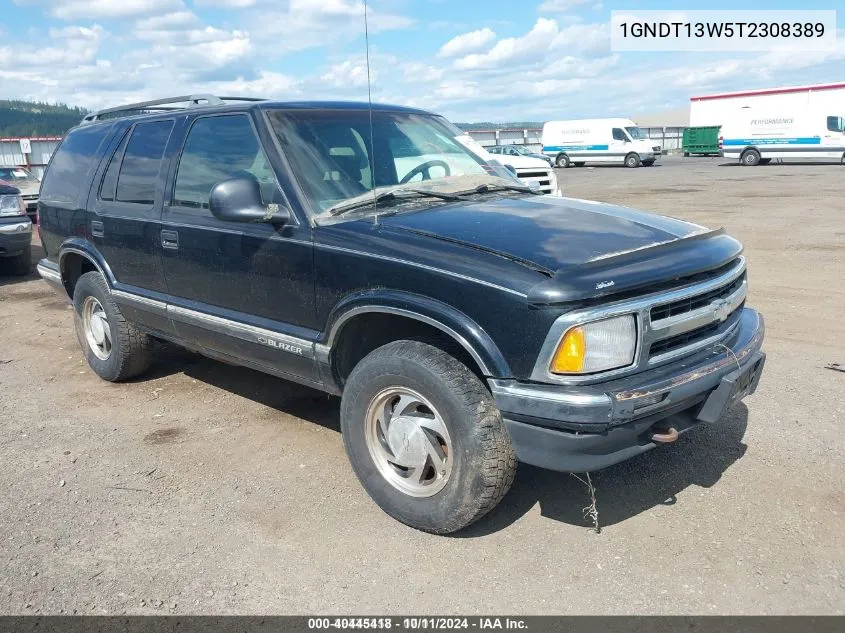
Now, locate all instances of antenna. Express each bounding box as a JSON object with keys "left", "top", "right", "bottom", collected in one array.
[{"left": 363, "top": 0, "right": 378, "bottom": 216}]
